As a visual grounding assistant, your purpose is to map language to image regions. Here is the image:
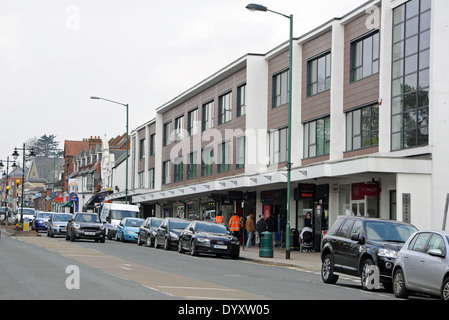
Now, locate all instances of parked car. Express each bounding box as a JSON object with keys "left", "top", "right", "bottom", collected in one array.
[
  {"left": 178, "top": 220, "right": 240, "bottom": 259},
  {"left": 47, "top": 213, "right": 73, "bottom": 237},
  {"left": 393, "top": 230, "right": 449, "bottom": 300},
  {"left": 99, "top": 203, "right": 140, "bottom": 240},
  {"left": 321, "top": 216, "right": 417, "bottom": 291},
  {"left": 66, "top": 212, "right": 105, "bottom": 242},
  {"left": 32, "top": 212, "right": 53, "bottom": 231},
  {"left": 115, "top": 218, "right": 144, "bottom": 242},
  {"left": 155, "top": 217, "right": 190, "bottom": 250},
  {"left": 15, "top": 207, "right": 35, "bottom": 224},
  {"left": 137, "top": 217, "right": 163, "bottom": 247}
]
